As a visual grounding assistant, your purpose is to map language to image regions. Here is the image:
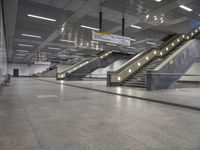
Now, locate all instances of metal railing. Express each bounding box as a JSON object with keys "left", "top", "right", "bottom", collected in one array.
[{"left": 57, "top": 51, "right": 112, "bottom": 80}]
